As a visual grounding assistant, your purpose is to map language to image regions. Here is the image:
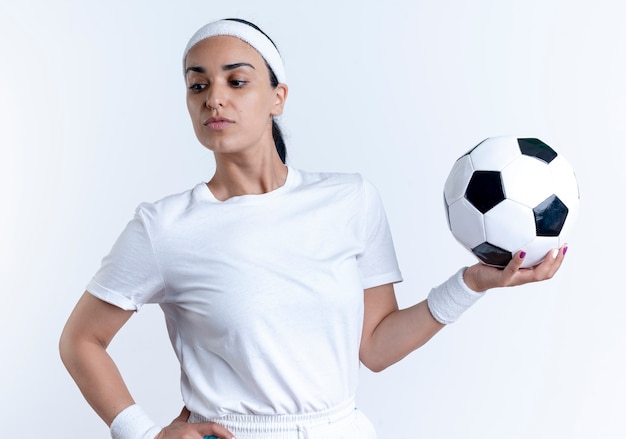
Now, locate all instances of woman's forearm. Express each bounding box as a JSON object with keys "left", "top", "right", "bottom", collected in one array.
[
  {"left": 361, "top": 299, "right": 444, "bottom": 372},
  {"left": 59, "top": 292, "right": 136, "bottom": 425},
  {"left": 60, "top": 334, "right": 135, "bottom": 425}
]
